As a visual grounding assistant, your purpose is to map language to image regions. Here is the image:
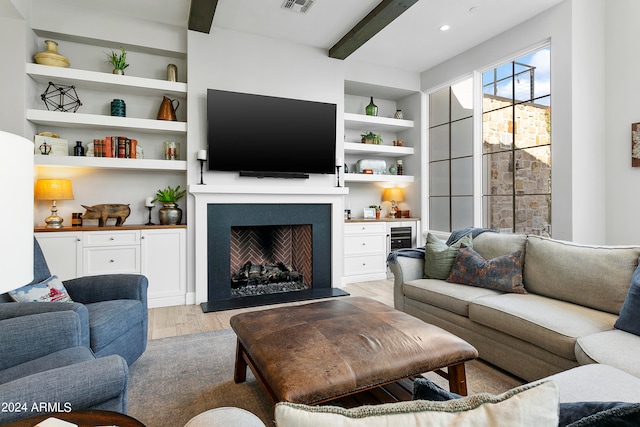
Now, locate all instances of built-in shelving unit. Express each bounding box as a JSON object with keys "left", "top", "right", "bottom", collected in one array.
[
  {"left": 344, "top": 142, "right": 414, "bottom": 157},
  {"left": 26, "top": 45, "right": 188, "bottom": 170},
  {"left": 27, "top": 63, "right": 187, "bottom": 97},
  {"left": 34, "top": 154, "right": 186, "bottom": 171},
  {"left": 343, "top": 173, "right": 414, "bottom": 183},
  {"left": 344, "top": 112, "right": 414, "bottom": 132}
]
